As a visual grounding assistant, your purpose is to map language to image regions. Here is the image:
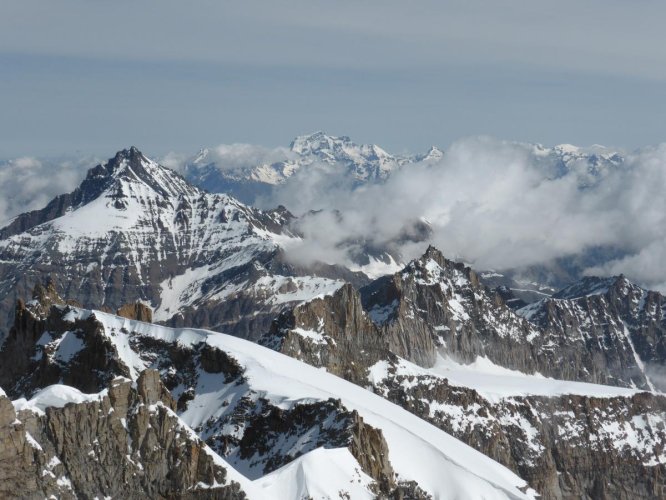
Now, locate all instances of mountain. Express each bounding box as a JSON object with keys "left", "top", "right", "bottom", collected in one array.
[
  {"left": 517, "top": 274, "right": 666, "bottom": 390},
  {"left": 0, "top": 147, "right": 357, "bottom": 342},
  {"left": 0, "top": 295, "right": 537, "bottom": 499},
  {"left": 260, "top": 246, "right": 666, "bottom": 389},
  {"left": 2, "top": 219, "right": 666, "bottom": 497},
  {"left": 180, "top": 132, "right": 429, "bottom": 205},
  {"left": 532, "top": 143, "right": 624, "bottom": 187},
  {"left": 181, "top": 134, "right": 625, "bottom": 208},
  {"left": 1, "top": 139, "right": 663, "bottom": 499},
  {"left": 259, "top": 246, "right": 666, "bottom": 498}
]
